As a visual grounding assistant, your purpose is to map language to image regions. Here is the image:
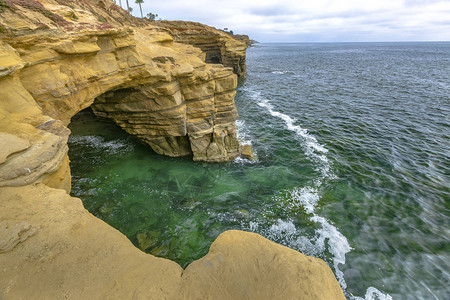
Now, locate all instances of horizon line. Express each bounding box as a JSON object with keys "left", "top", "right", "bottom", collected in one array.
[{"left": 252, "top": 40, "right": 450, "bottom": 44}]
